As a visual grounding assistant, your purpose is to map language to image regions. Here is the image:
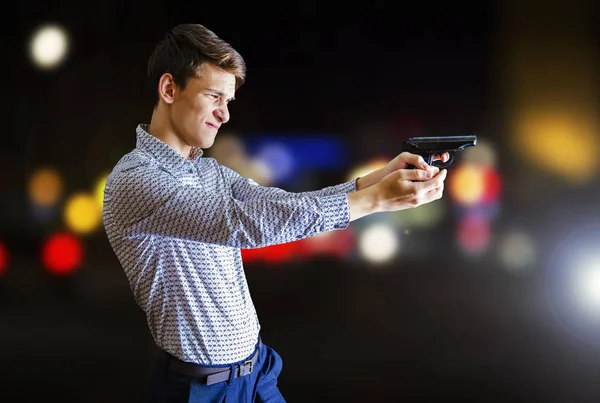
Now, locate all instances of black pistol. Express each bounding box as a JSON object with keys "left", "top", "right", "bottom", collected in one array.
[{"left": 402, "top": 135, "right": 477, "bottom": 169}]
